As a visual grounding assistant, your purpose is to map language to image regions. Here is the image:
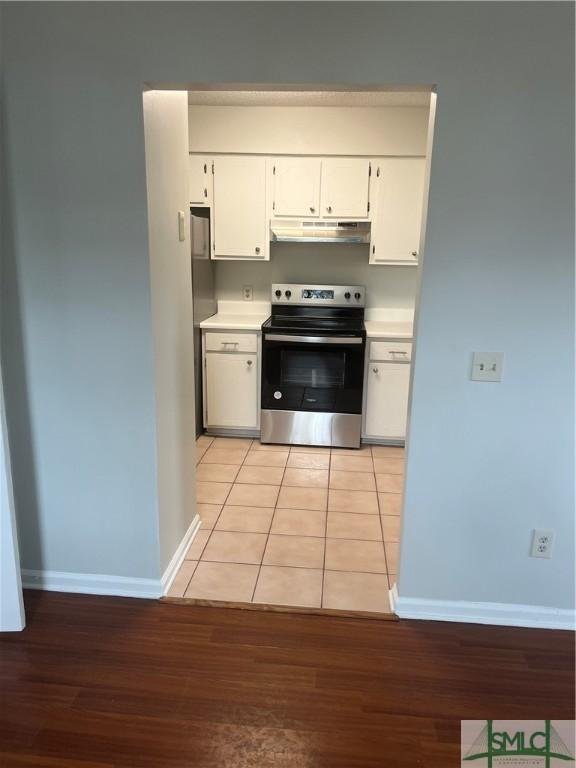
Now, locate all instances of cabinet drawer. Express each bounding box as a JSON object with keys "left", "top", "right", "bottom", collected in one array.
[
  {"left": 369, "top": 341, "right": 412, "bottom": 362},
  {"left": 205, "top": 332, "right": 258, "bottom": 353}
]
